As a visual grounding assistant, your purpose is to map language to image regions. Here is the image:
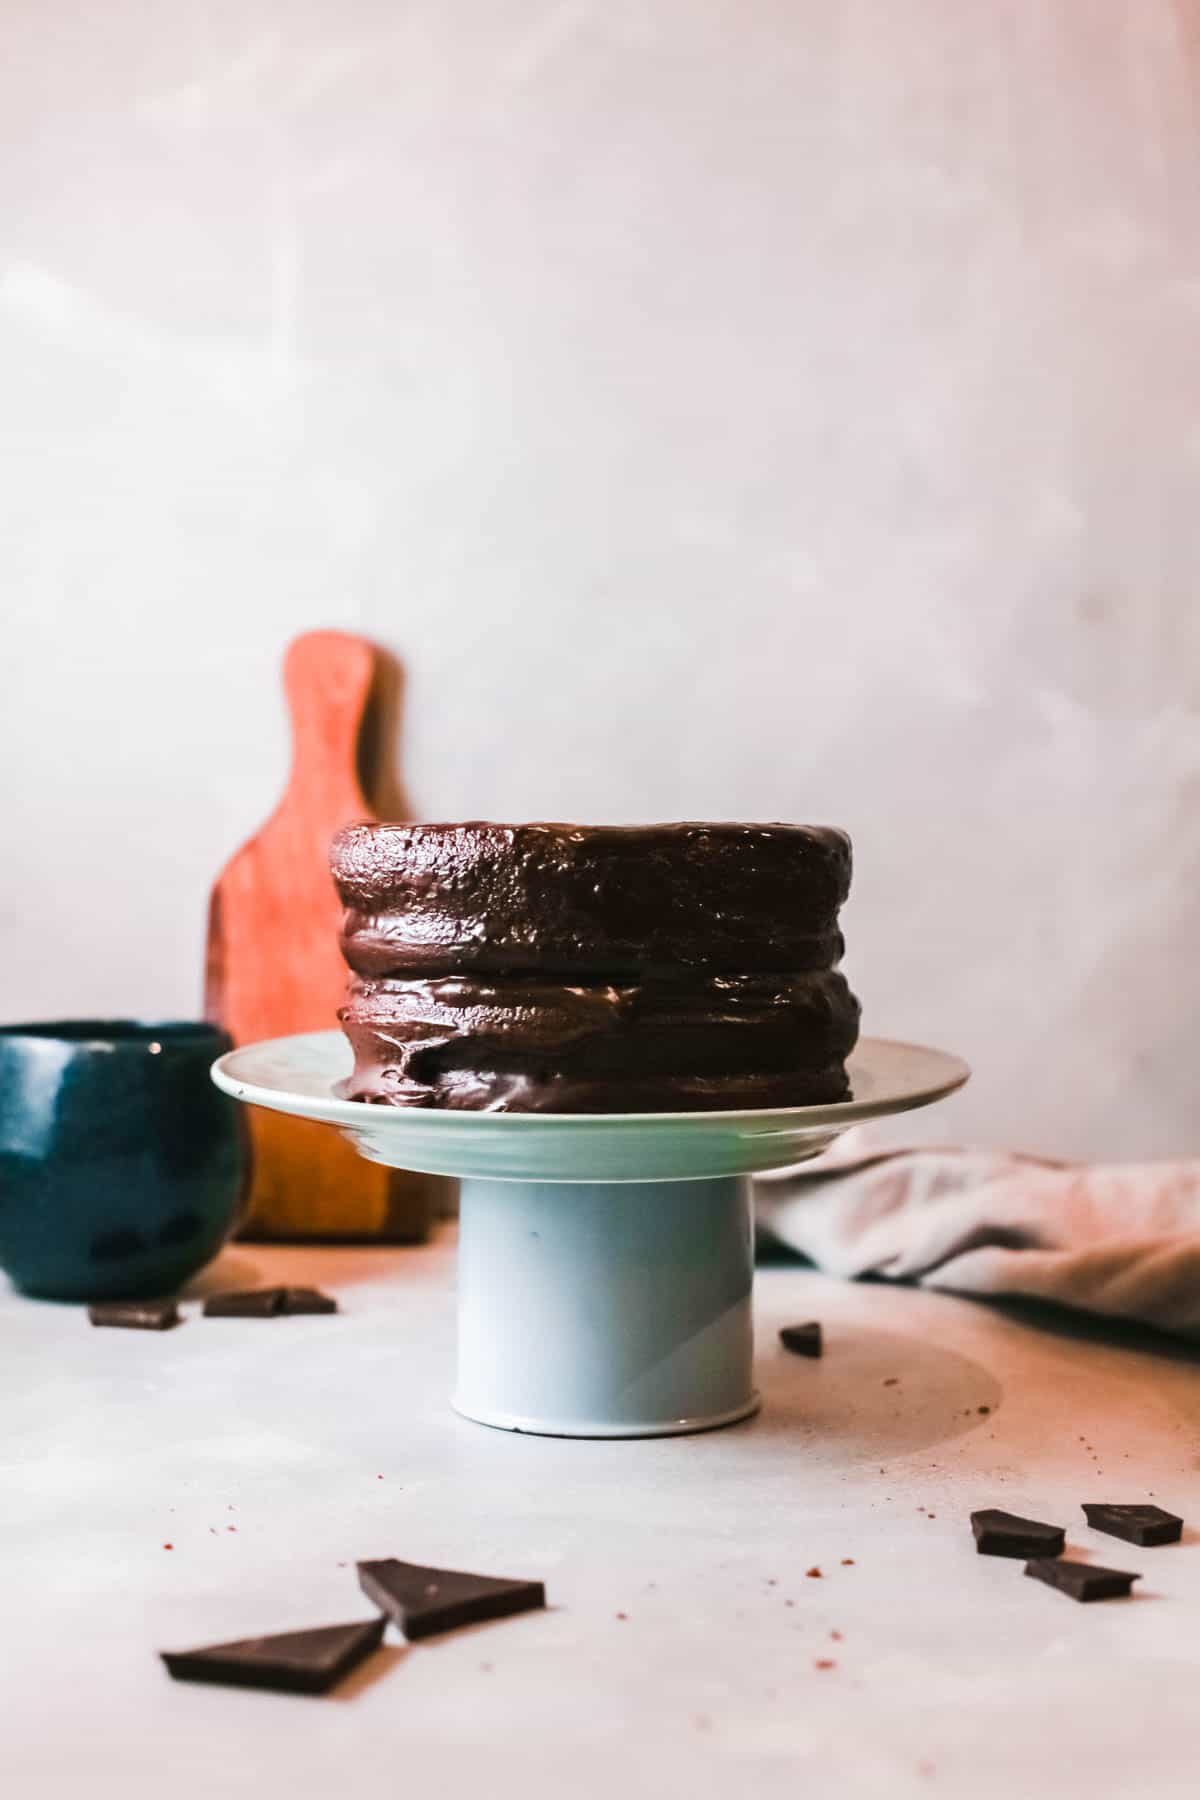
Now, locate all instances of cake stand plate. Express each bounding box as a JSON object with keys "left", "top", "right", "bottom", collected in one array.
[{"left": 212, "top": 1034, "right": 968, "bottom": 1439}]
